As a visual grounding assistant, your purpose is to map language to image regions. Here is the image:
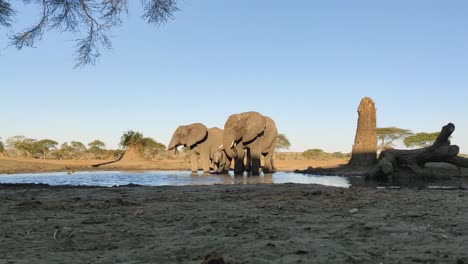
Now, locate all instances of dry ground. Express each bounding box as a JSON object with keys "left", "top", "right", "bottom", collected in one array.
[
  {"left": 0, "top": 184, "right": 466, "bottom": 264},
  {"left": 0, "top": 157, "right": 347, "bottom": 174}
]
